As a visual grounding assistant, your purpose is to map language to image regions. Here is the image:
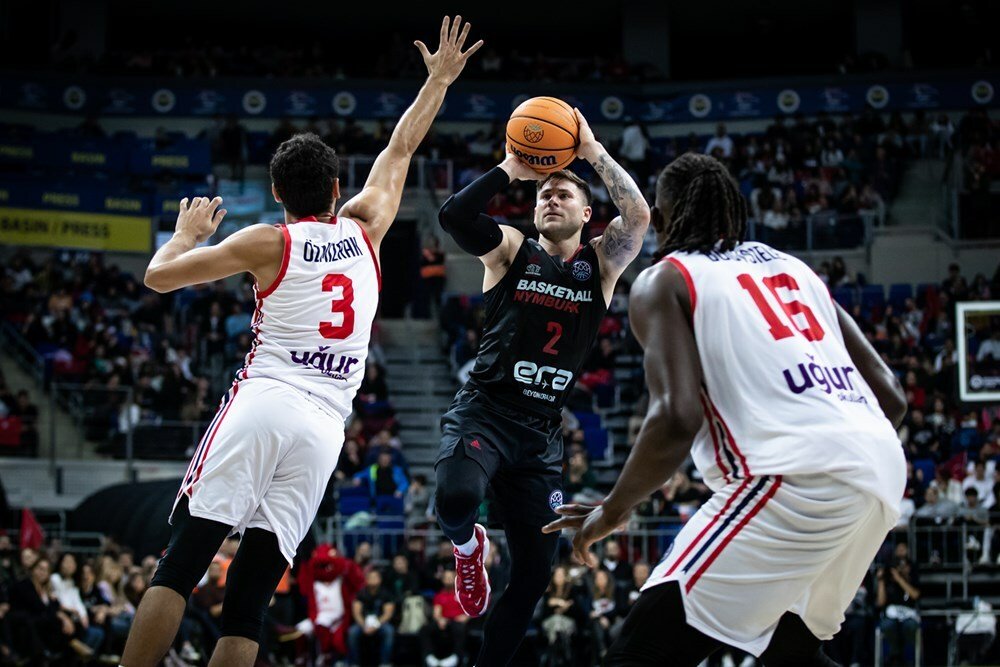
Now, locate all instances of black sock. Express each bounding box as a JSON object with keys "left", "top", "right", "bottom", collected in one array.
[{"left": 476, "top": 520, "right": 559, "bottom": 667}]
